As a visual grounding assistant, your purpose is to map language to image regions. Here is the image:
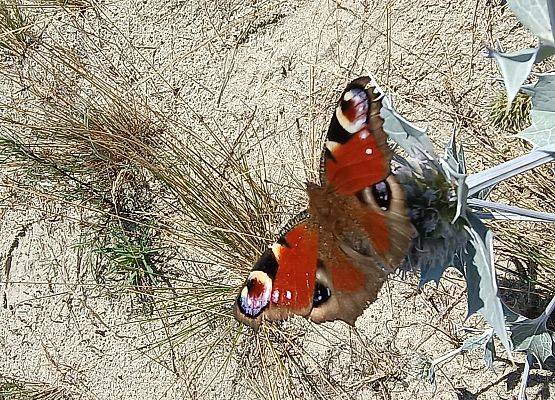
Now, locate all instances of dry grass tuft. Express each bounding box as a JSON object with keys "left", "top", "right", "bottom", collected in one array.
[
  {"left": 0, "top": 0, "right": 35, "bottom": 58},
  {"left": 489, "top": 91, "right": 532, "bottom": 132},
  {"left": 0, "top": 2, "right": 304, "bottom": 396},
  {"left": 0, "top": 375, "right": 75, "bottom": 400}
]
